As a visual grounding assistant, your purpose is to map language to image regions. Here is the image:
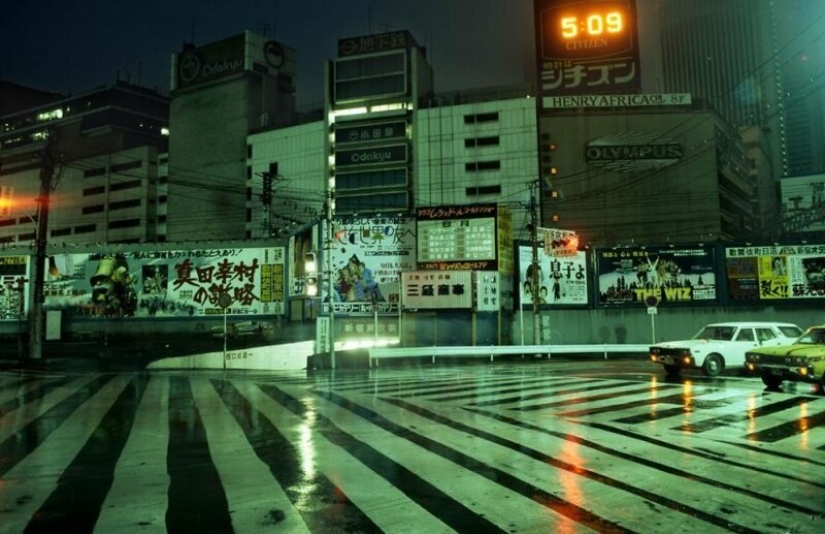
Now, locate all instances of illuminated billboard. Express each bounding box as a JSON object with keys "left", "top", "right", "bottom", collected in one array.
[
  {"left": 725, "top": 244, "right": 825, "bottom": 302},
  {"left": 42, "top": 247, "right": 285, "bottom": 318},
  {"left": 596, "top": 246, "right": 717, "bottom": 306},
  {"left": 416, "top": 204, "right": 499, "bottom": 271},
  {"left": 534, "top": 0, "right": 641, "bottom": 97},
  {"left": 324, "top": 215, "right": 417, "bottom": 314},
  {"left": 0, "top": 256, "right": 30, "bottom": 321}
]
